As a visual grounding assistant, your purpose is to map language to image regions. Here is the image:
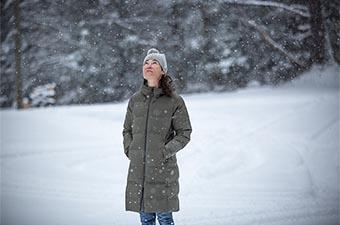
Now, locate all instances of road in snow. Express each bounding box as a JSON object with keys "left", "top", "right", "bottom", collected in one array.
[{"left": 1, "top": 65, "right": 339, "bottom": 225}]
